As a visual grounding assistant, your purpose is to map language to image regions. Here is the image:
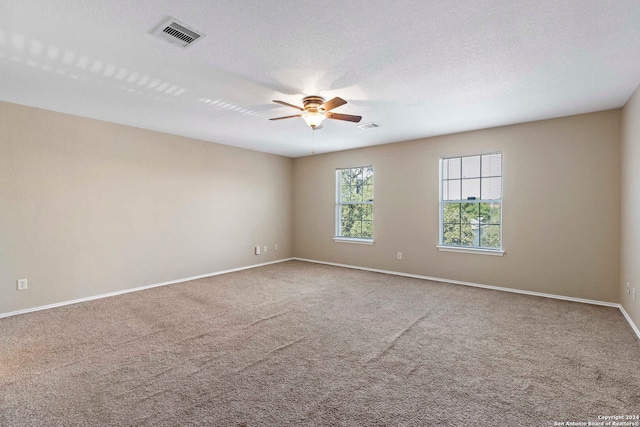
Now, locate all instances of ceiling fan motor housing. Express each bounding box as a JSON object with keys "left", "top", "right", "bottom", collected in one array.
[{"left": 303, "top": 96, "right": 325, "bottom": 113}]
